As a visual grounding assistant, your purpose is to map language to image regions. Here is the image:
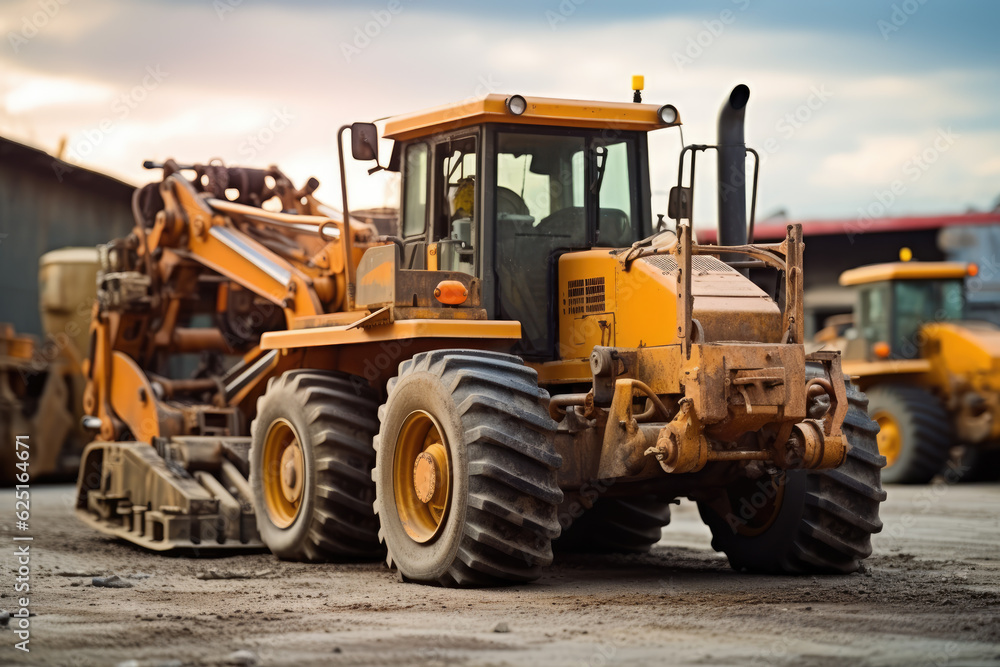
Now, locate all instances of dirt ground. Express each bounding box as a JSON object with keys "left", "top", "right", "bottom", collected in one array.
[{"left": 1, "top": 481, "right": 998, "bottom": 667}]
